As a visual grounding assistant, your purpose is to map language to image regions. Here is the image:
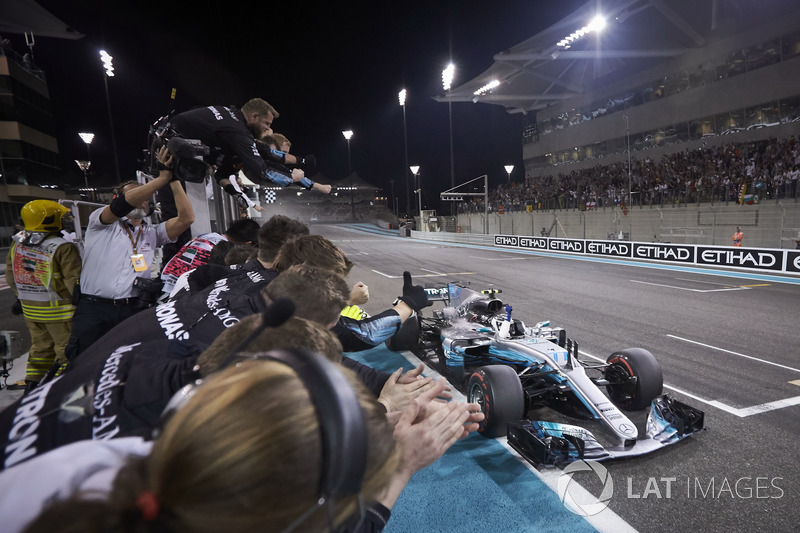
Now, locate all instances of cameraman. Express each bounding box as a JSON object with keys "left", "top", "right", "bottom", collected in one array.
[
  {"left": 64, "top": 146, "right": 194, "bottom": 363},
  {"left": 155, "top": 98, "right": 327, "bottom": 260}
]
